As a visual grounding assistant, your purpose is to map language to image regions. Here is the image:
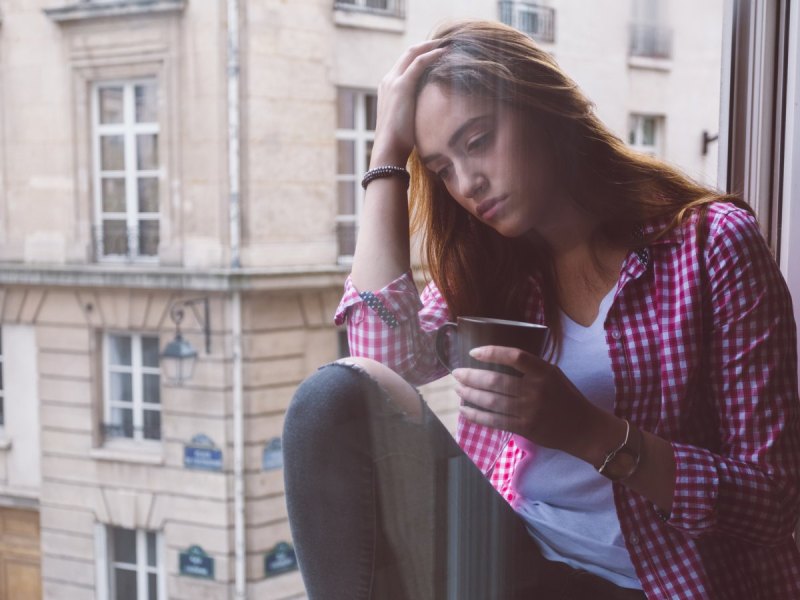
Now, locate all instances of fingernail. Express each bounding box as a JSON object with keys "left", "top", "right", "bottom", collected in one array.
[{"left": 469, "top": 347, "right": 485, "bottom": 358}]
